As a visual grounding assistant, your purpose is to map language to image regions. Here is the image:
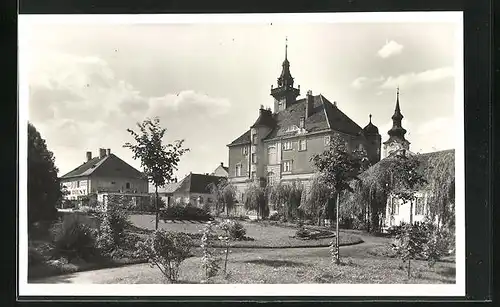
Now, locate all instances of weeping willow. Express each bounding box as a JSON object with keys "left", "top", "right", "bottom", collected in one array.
[{"left": 423, "top": 151, "right": 455, "bottom": 230}]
